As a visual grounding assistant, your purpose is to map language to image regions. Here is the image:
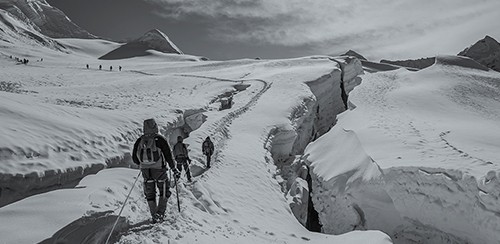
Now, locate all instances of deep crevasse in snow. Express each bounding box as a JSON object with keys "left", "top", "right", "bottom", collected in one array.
[
  {"left": 302, "top": 58, "right": 500, "bottom": 243},
  {"left": 281, "top": 56, "right": 364, "bottom": 227}
]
